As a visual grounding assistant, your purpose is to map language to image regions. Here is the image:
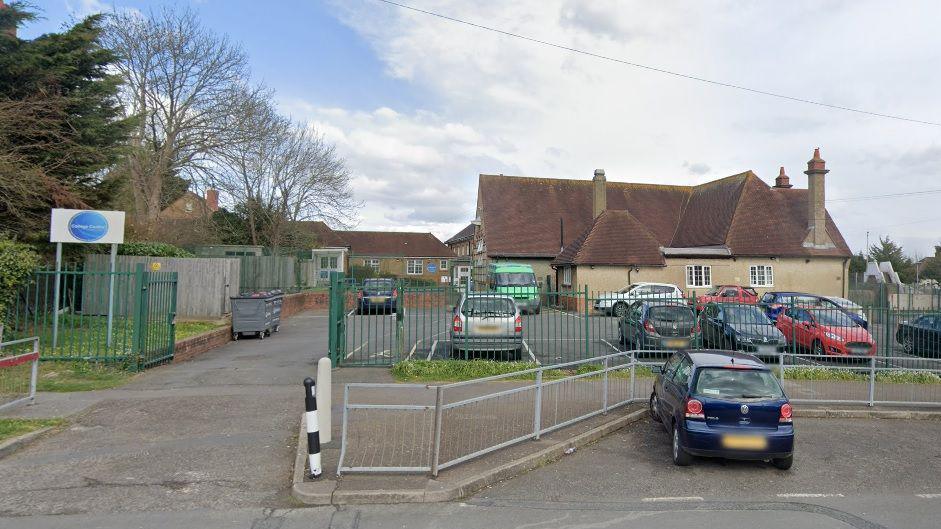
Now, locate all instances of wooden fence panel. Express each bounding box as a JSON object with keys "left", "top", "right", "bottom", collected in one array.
[{"left": 84, "top": 255, "right": 240, "bottom": 318}]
